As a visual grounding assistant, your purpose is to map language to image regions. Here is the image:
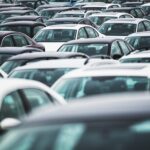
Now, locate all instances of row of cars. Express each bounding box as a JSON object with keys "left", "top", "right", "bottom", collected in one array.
[{"left": 0, "top": 0, "right": 150, "bottom": 149}]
